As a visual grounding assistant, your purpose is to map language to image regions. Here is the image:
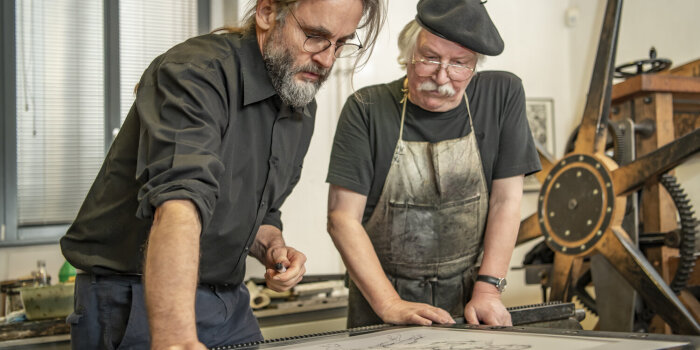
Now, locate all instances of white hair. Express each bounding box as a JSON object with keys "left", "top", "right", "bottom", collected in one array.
[{"left": 396, "top": 20, "right": 486, "bottom": 70}]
